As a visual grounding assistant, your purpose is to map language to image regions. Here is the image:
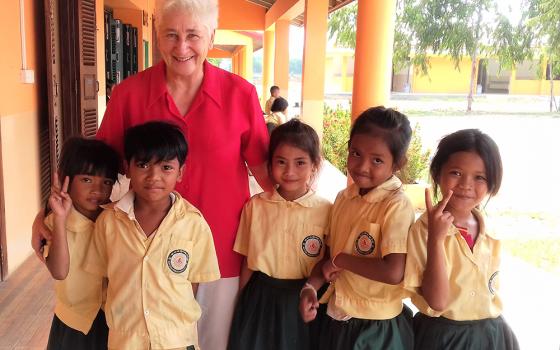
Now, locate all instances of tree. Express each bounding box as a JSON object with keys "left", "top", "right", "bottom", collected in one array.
[
  {"left": 526, "top": 0, "right": 560, "bottom": 111},
  {"left": 328, "top": 0, "right": 533, "bottom": 112}
]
